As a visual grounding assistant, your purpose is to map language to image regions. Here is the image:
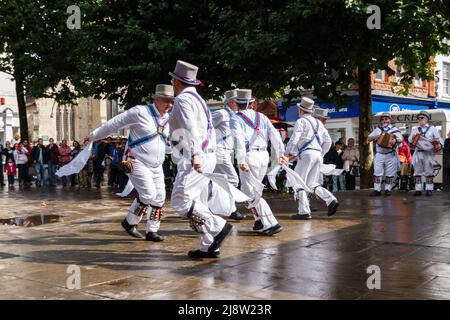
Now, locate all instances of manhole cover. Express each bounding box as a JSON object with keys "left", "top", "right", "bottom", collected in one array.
[{"left": 0, "top": 214, "right": 62, "bottom": 227}]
